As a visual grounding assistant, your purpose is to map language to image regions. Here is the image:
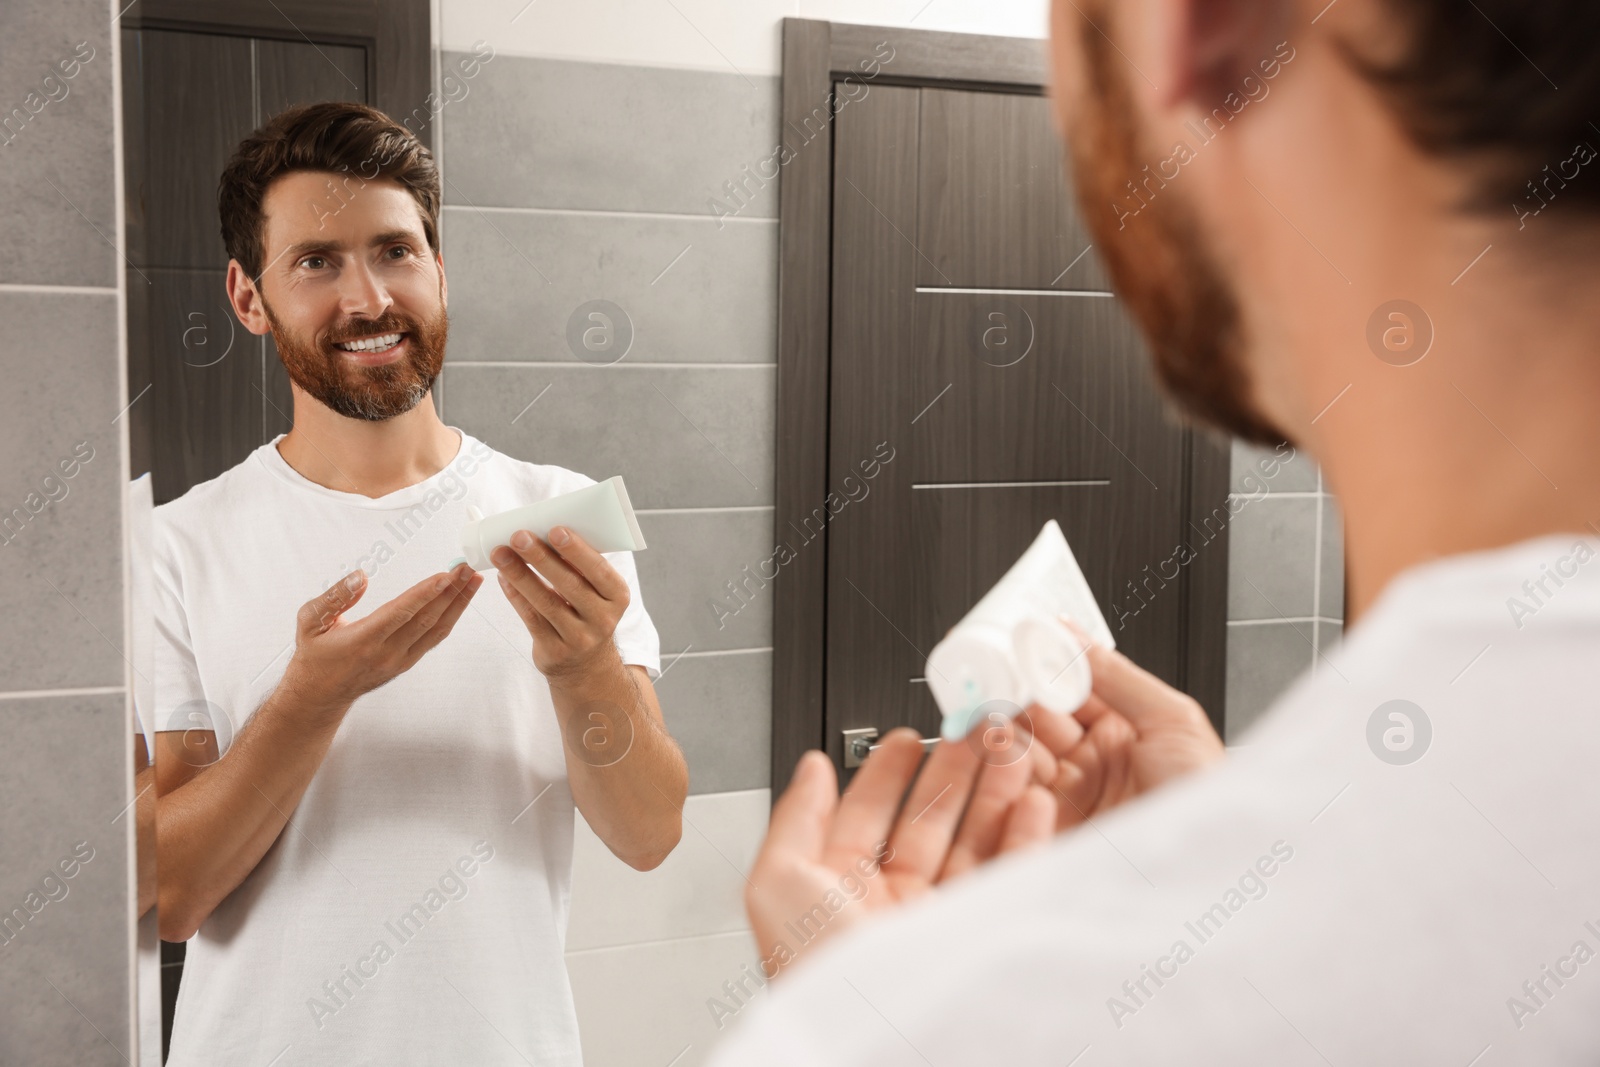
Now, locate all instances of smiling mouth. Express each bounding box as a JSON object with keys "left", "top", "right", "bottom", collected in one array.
[{"left": 334, "top": 332, "right": 405, "bottom": 354}]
